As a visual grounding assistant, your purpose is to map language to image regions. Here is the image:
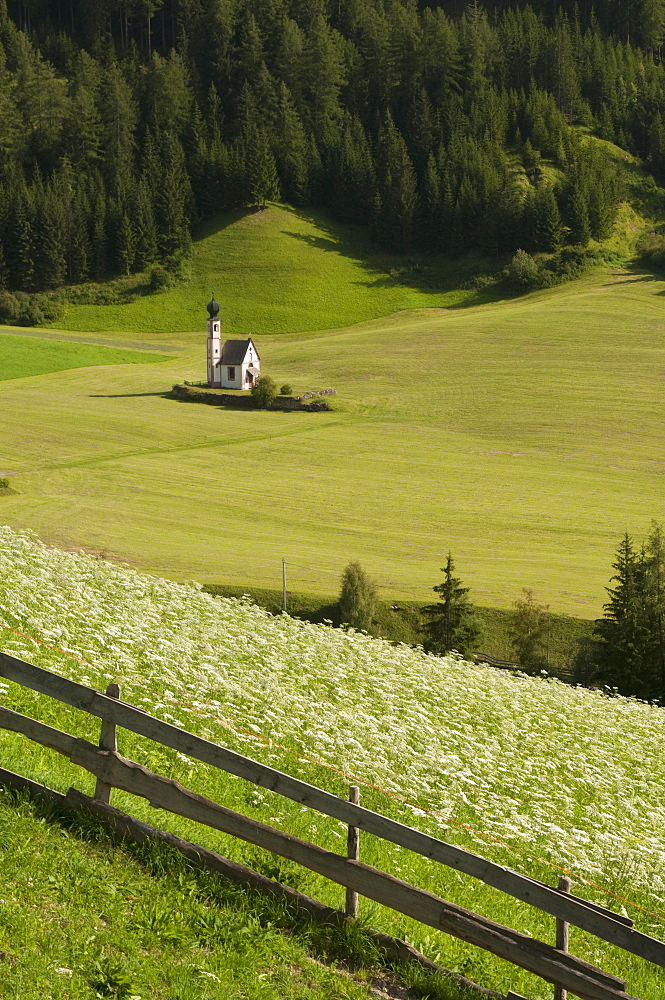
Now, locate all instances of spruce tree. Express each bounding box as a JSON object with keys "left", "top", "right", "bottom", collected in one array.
[
  {"left": 645, "top": 521, "right": 665, "bottom": 701},
  {"left": 568, "top": 185, "right": 591, "bottom": 246},
  {"left": 8, "top": 194, "right": 35, "bottom": 291},
  {"left": 420, "top": 152, "right": 442, "bottom": 250},
  {"left": 593, "top": 533, "right": 653, "bottom": 698},
  {"left": 36, "top": 193, "right": 66, "bottom": 288},
  {"left": 154, "top": 130, "right": 192, "bottom": 258},
  {"left": 117, "top": 212, "right": 137, "bottom": 276},
  {"left": 374, "top": 113, "right": 419, "bottom": 252},
  {"left": 274, "top": 83, "right": 309, "bottom": 205},
  {"left": 533, "top": 184, "right": 563, "bottom": 252},
  {"left": 423, "top": 554, "right": 481, "bottom": 657},
  {"left": 245, "top": 124, "right": 280, "bottom": 209}
]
